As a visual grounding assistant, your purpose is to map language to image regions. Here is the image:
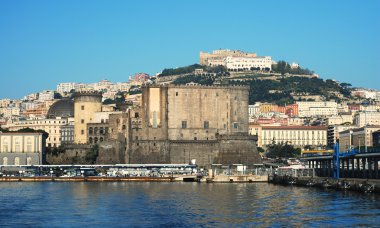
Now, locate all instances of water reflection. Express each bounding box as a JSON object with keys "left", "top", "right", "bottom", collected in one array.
[{"left": 0, "top": 182, "right": 380, "bottom": 227}]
